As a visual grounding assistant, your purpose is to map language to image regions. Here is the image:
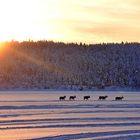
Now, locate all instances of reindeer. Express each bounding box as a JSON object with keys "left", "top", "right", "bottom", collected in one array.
[
  {"left": 84, "top": 96, "right": 90, "bottom": 100},
  {"left": 59, "top": 96, "right": 66, "bottom": 100},
  {"left": 115, "top": 96, "right": 124, "bottom": 100},
  {"left": 69, "top": 96, "right": 76, "bottom": 100},
  {"left": 98, "top": 96, "right": 108, "bottom": 100}
]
